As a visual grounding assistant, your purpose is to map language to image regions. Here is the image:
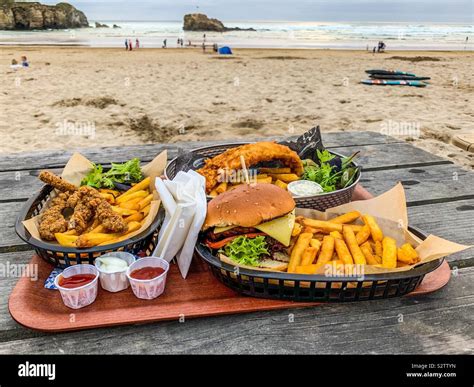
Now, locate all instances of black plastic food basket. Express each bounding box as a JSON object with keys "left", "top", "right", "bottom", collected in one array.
[
  {"left": 195, "top": 226, "right": 442, "bottom": 302},
  {"left": 165, "top": 142, "right": 361, "bottom": 211},
  {"left": 15, "top": 185, "right": 164, "bottom": 268}
]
